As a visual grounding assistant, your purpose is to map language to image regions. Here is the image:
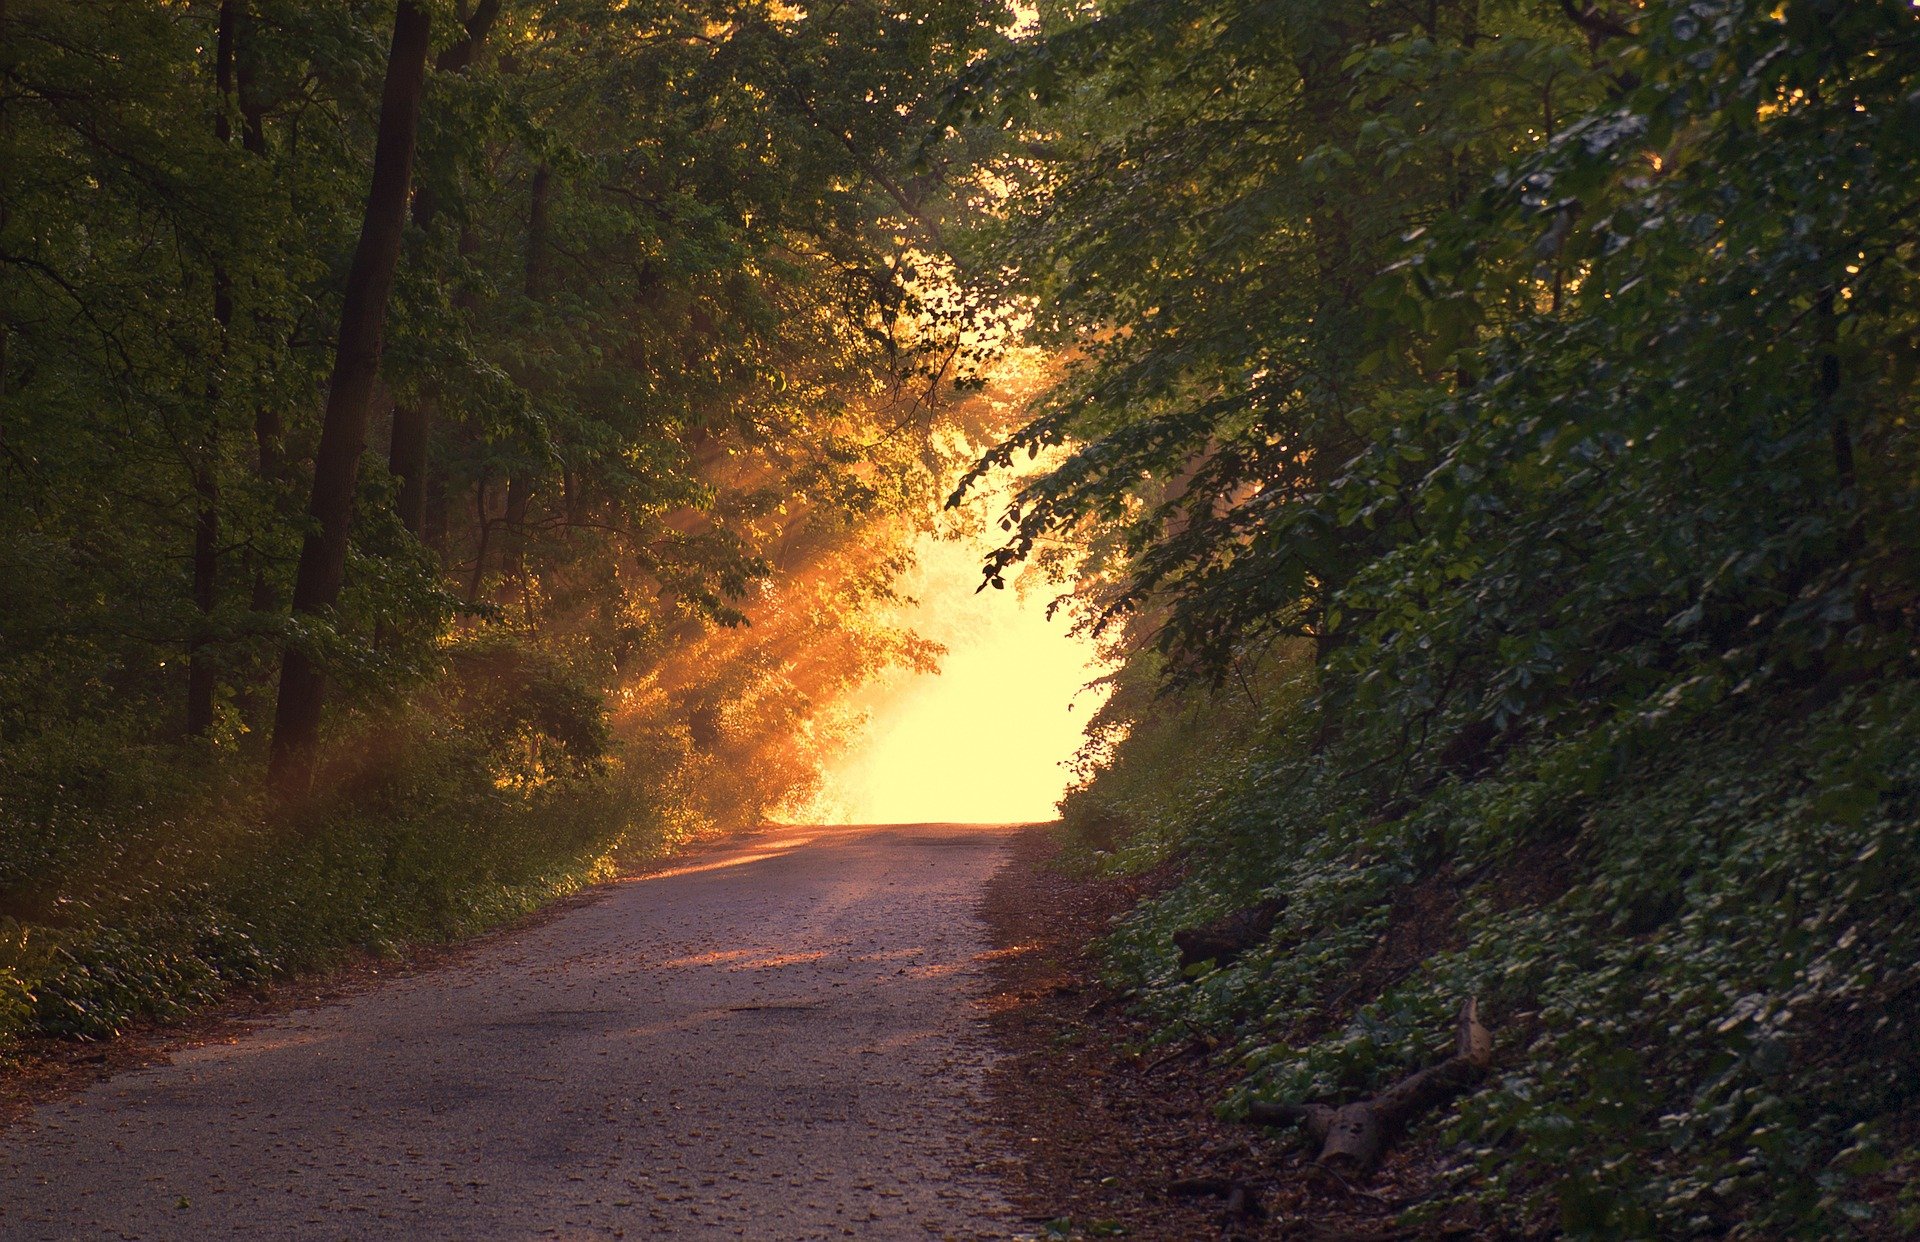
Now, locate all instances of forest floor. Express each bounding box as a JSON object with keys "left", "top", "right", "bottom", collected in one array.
[
  {"left": 0, "top": 824, "right": 1022, "bottom": 1240},
  {"left": 981, "top": 826, "right": 1483, "bottom": 1241}
]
